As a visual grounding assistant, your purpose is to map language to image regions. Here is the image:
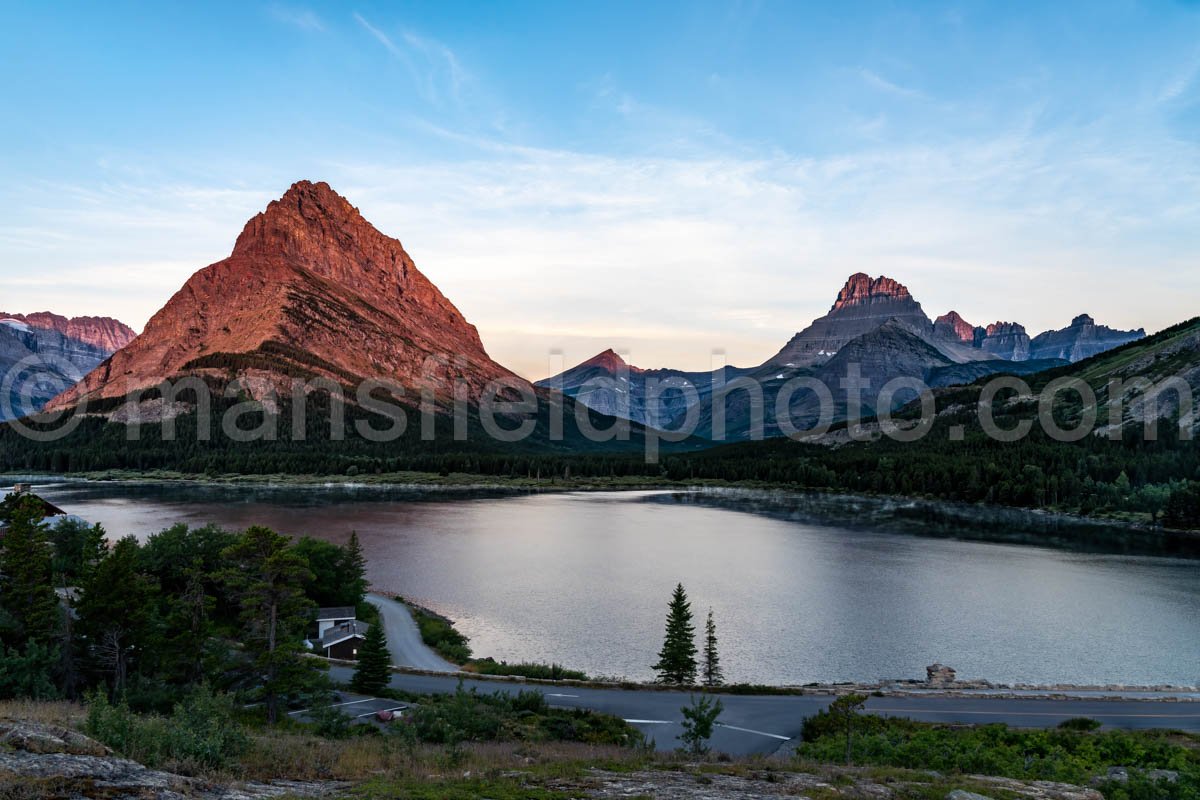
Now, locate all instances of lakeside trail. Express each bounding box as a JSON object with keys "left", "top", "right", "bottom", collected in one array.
[{"left": 365, "top": 592, "right": 459, "bottom": 673}]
